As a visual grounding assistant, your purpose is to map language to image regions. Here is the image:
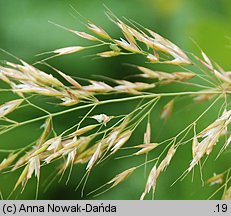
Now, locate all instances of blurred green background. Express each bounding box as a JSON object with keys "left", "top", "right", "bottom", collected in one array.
[{"left": 0, "top": 0, "right": 231, "bottom": 200}]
